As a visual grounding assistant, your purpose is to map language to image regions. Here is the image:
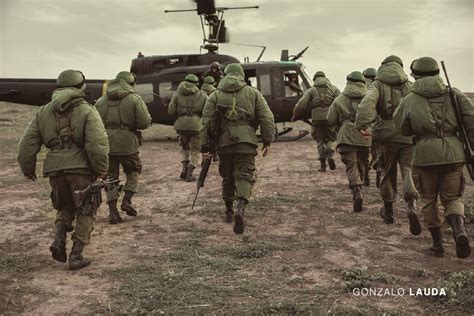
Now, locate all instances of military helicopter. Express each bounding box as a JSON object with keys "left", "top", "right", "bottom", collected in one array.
[{"left": 0, "top": 0, "right": 312, "bottom": 140}]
